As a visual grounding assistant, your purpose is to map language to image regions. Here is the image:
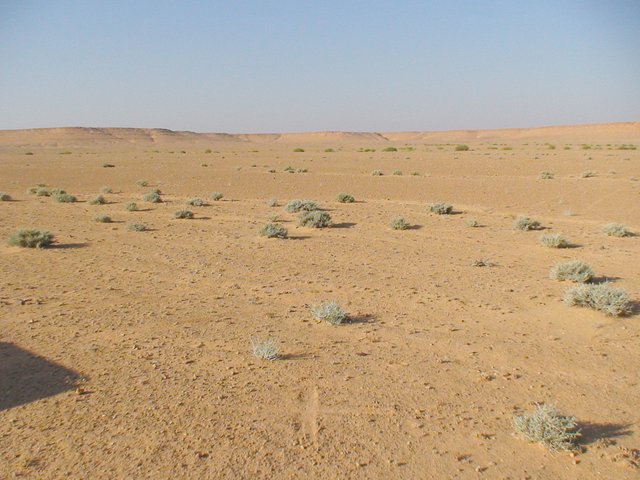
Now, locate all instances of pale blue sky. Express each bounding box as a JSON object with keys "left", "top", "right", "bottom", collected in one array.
[{"left": 1, "top": 1, "right": 639, "bottom": 132}]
